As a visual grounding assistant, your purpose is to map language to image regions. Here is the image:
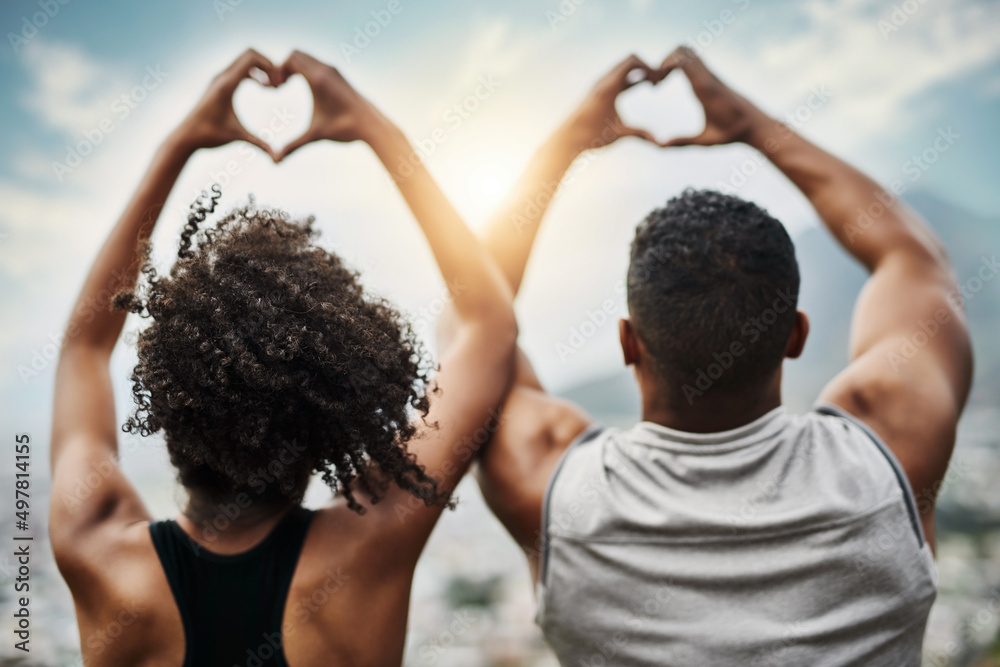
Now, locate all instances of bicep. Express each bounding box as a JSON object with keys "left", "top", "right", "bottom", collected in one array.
[
  {"left": 50, "top": 347, "right": 149, "bottom": 553},
  {"left": 476, "top": 384, "right": 591, "bottom": 557},
  {"left": 819, "top": 251, "right": 972, "bottom": 523}
]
